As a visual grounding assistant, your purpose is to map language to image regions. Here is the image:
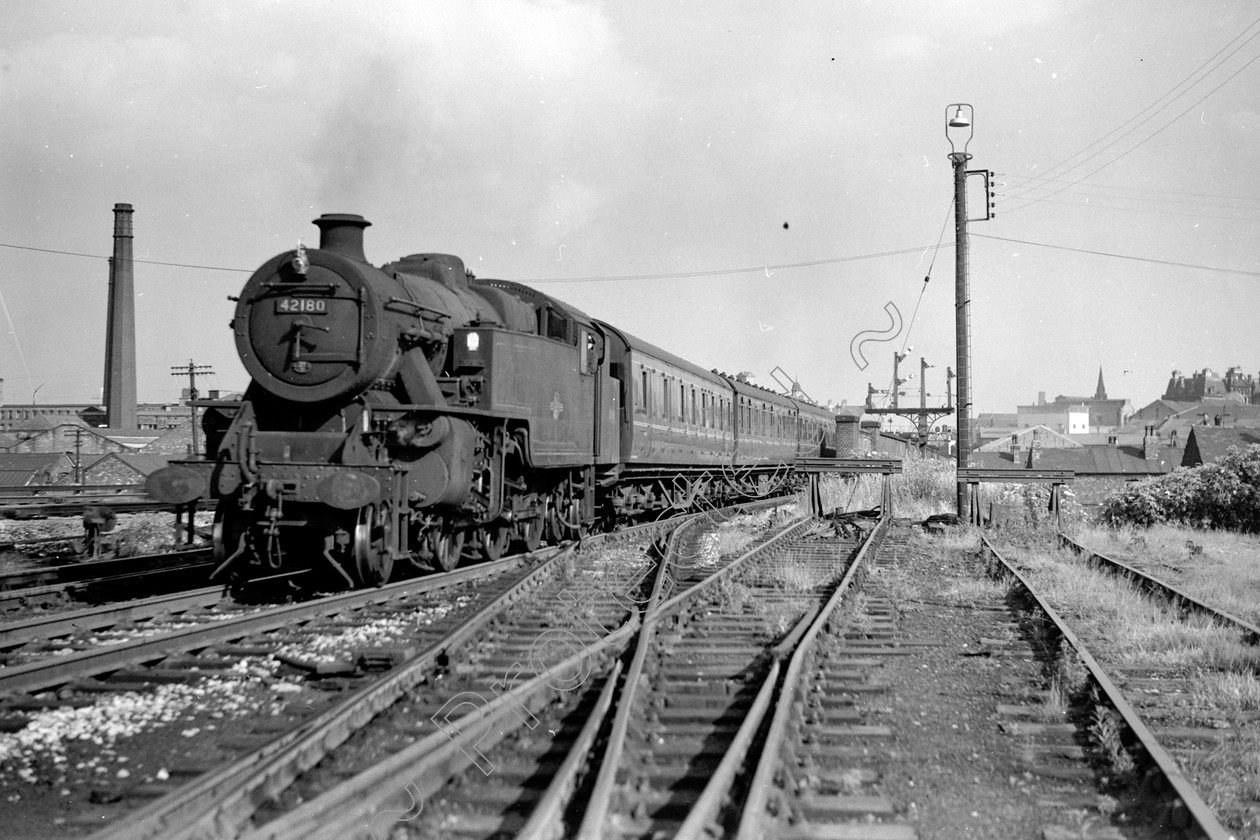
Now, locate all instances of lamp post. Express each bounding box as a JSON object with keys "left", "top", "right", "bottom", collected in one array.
[{"left": 946, "top": 103, "right": 974, "bottom": 521}]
